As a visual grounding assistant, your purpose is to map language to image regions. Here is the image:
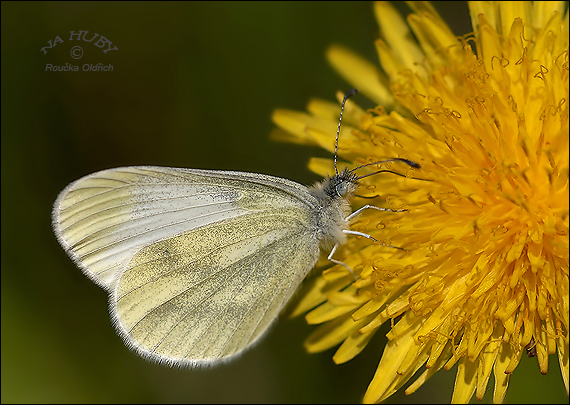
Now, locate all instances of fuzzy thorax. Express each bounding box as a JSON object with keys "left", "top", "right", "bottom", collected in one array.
[{"left": 308, "top": 169, "right": 359, "bottom": 249}]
